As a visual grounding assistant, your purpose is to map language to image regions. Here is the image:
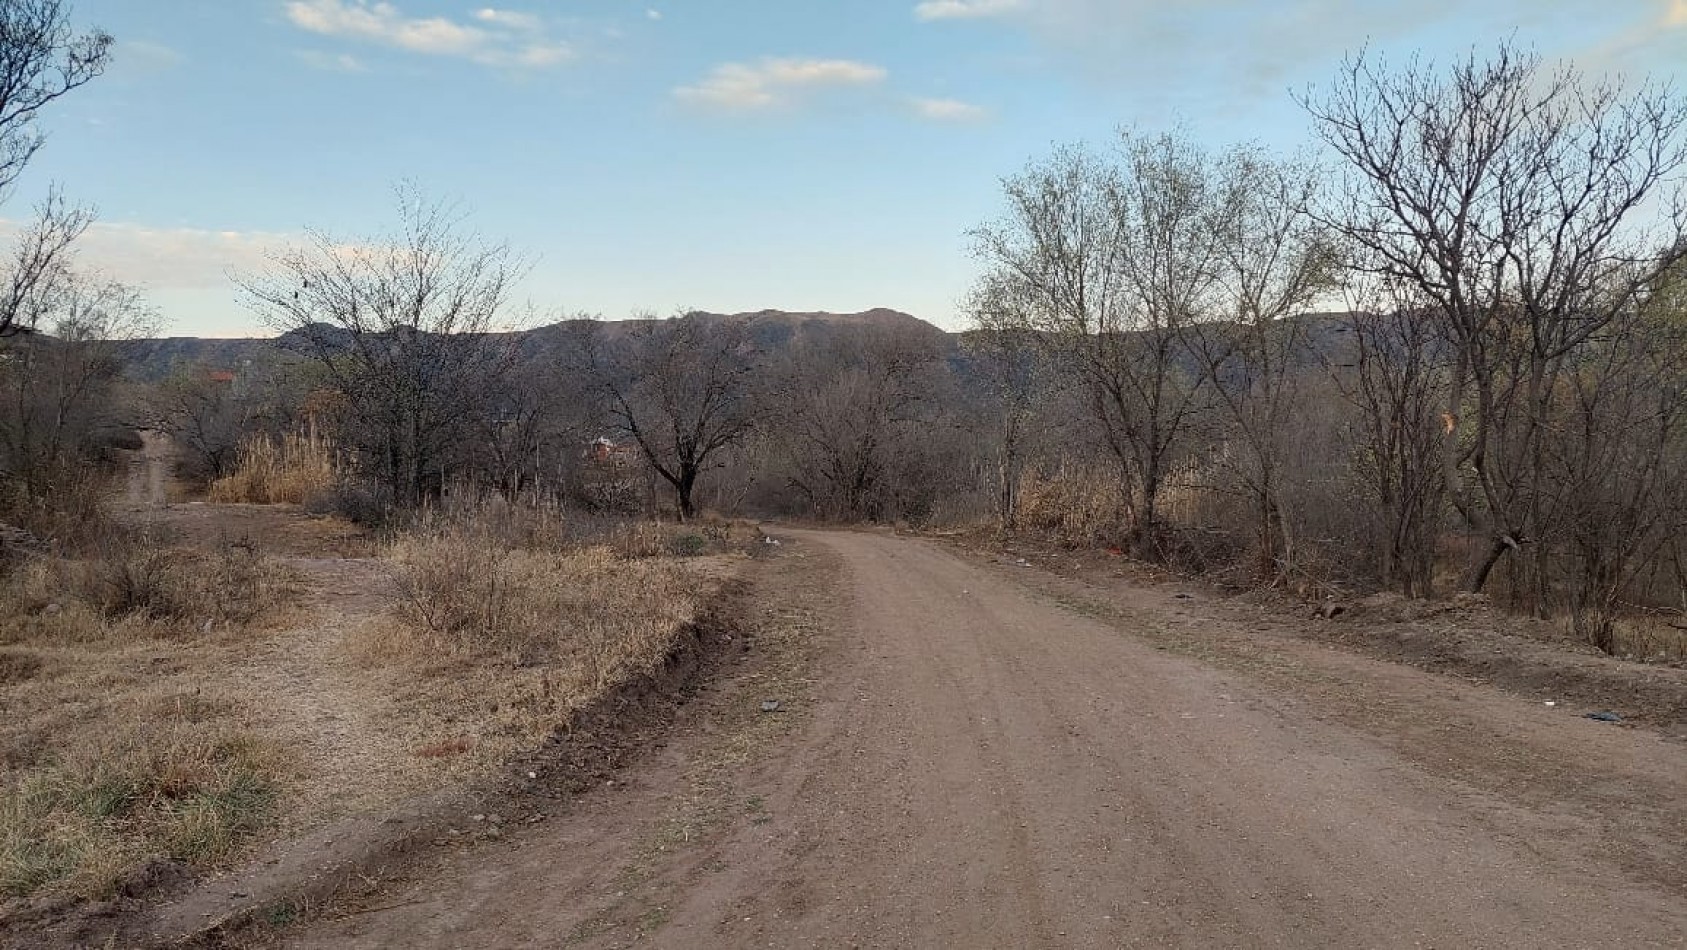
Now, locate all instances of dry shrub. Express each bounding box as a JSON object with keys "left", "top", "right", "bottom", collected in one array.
[
  {"left": 208, "top": 432, "right": 337, "bottom": 505},
  {"left": 384, "top": 529, "right": 696, "bottom": 677},
  {"left": 0, "top": 560, "right": 107, "bottom": 646},
  {"left": 0, "top": 723, "right": 276, "bottom": 899},
  {"left": 352, "top": 516, "right": 727, "bottom": 760},
  {"left": 405, "top": 487, "right": 570, "bottom": 551},
  {"left": 71, "top": 535, "right": 281, "bottom": 630},
  {"left": 603, "top": 519, "right": 747, "bottom": 559},
  {"left": 0, "top": 471, "right": 114, "bottom": 555},
  {"left": 1593, "top": 613, "right": 1687, "bottom": 663},
  {"left": 0, "top": 533, "right": 287, "bottom": 648}
]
